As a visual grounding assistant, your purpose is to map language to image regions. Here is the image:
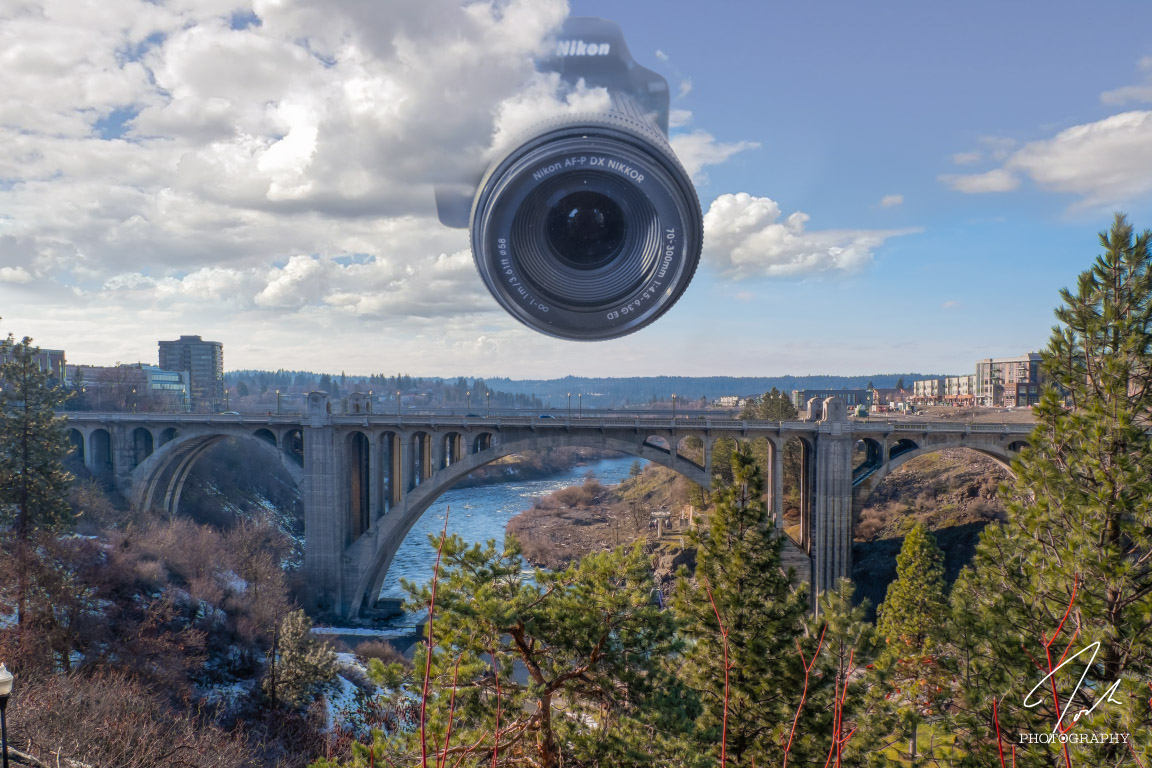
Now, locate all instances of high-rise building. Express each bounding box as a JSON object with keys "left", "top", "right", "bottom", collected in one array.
[
  {"left": 158, "top": 335, "right": 223, "bottom": 412},
  {"left": 0, "top": 345, "right": 66, "bottom": 382},
  {"left": 975, "top": 353, "right": 1042, "bottom": 407}
]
